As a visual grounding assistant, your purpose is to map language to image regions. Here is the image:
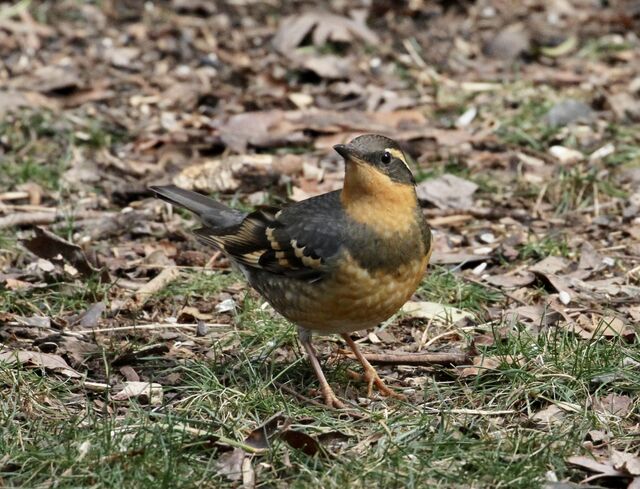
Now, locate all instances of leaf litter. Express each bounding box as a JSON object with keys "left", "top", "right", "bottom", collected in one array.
[{"left": 0, "top": 0, "right": 638, "bottom": 486}]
